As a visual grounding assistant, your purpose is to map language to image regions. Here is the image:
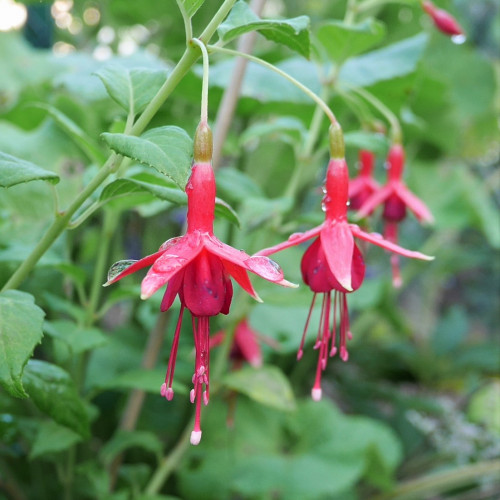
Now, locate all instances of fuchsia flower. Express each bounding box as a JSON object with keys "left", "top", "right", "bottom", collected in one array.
[
  {"left": 348, "top": 150, "right": 380, "bottom": 211},
  {"left": 257, "top": 125, "right": 433, "bottom": 400},
  {"left": 422, "top": 0, "right": 464, "bottom": 37},
  {"left": 356, "top": 144, "right": 434, "bottom": 287},
  {"left": 105, "top": 123, "right": 295, "bottom": 445},
  {"left": 211, "top": 318, "right": 263, "bottom": 369}
]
